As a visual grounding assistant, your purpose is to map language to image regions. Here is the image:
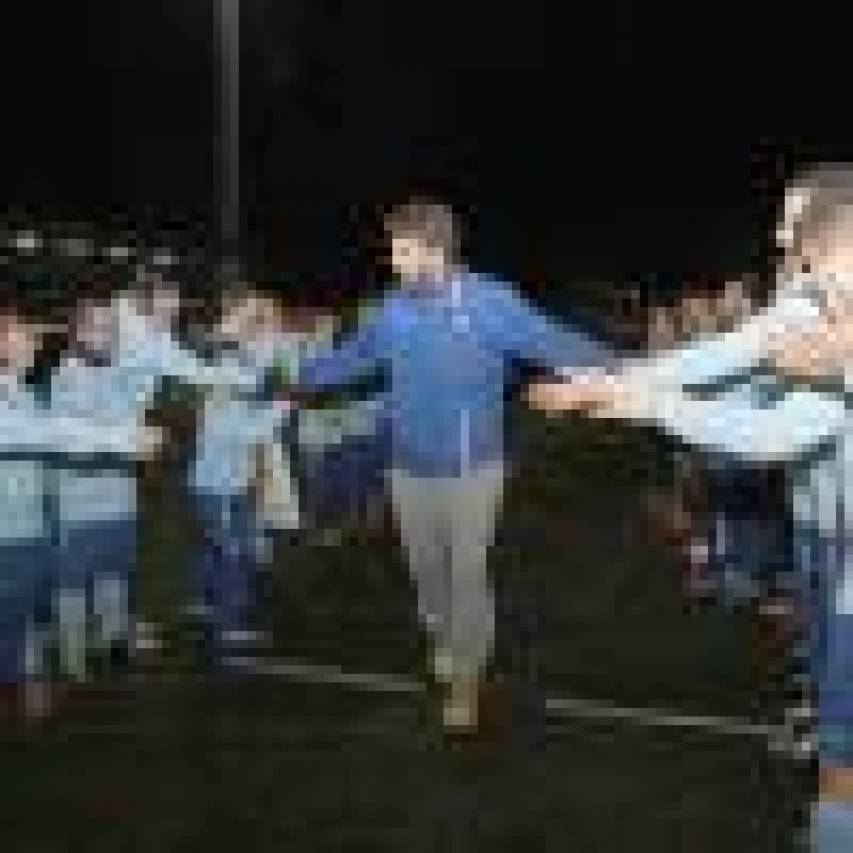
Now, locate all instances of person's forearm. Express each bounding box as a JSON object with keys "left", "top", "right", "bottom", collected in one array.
[
  {"left": 619, "top": 288, "right": 823, "bottom": 392},
  {"left": 0, "top": 410, "right": 141, "bottom": 458},
  {"left": 601, "top": 381, "right": 845, "bottom": 463}
]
